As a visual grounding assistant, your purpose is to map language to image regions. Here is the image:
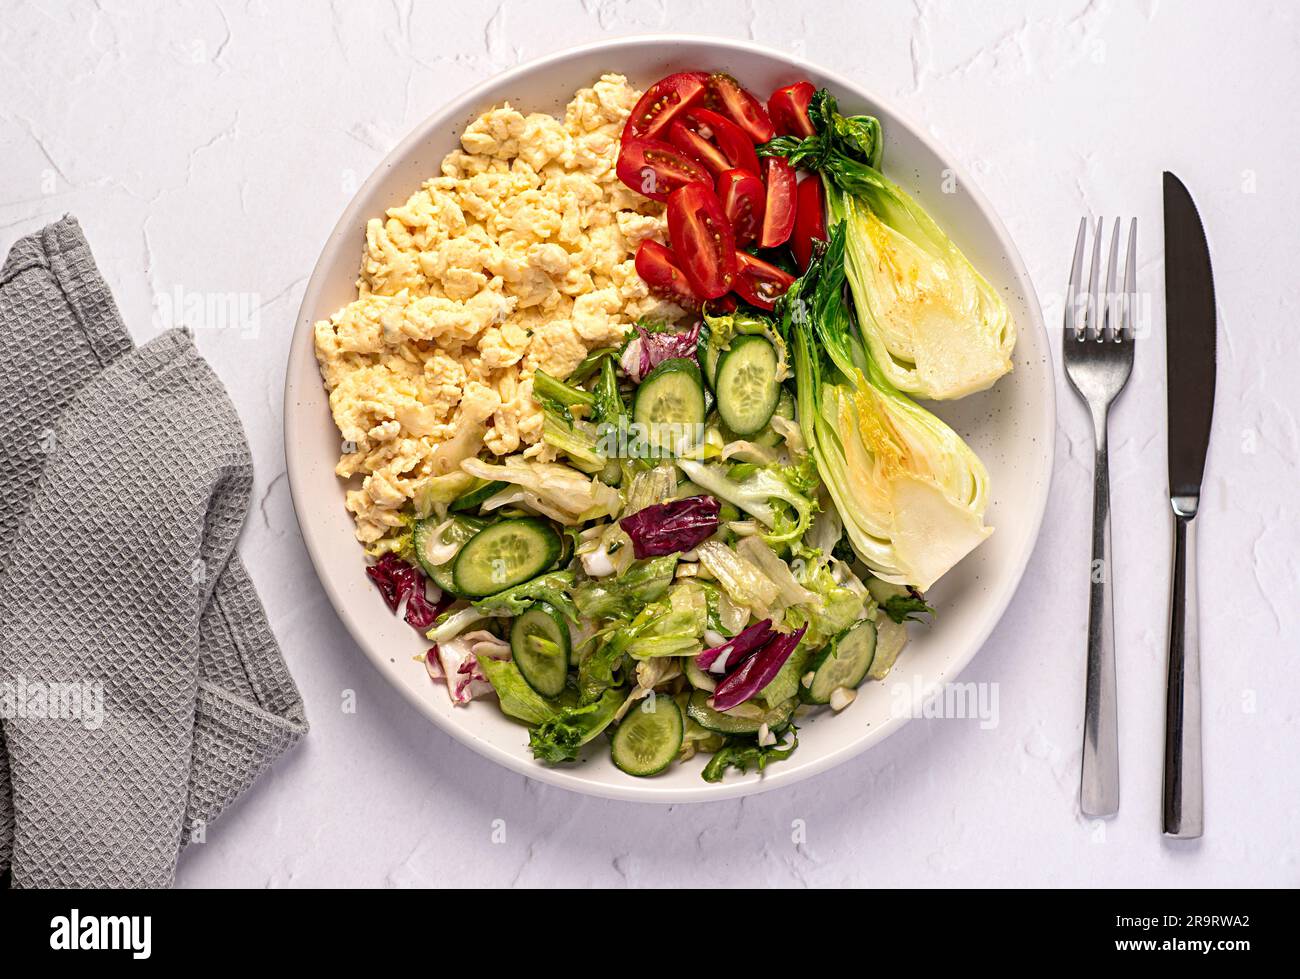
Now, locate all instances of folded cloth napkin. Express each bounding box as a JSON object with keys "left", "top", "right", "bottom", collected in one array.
[{"left": 0, "top": 216, "right": 308, "bottom": 888}]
